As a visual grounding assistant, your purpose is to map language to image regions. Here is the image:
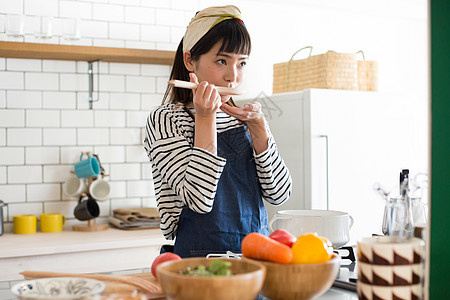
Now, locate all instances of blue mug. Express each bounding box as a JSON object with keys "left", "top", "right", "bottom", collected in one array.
[{"left": 74, "top": 153, "right": 99, "bottom": 178}]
